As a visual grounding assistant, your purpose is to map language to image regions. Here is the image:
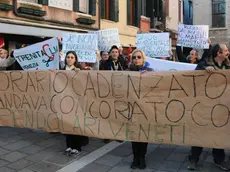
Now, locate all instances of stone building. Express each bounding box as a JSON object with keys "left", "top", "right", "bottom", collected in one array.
[{"left": 192, "top": 0, "right": 229, "bottom": 45}]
